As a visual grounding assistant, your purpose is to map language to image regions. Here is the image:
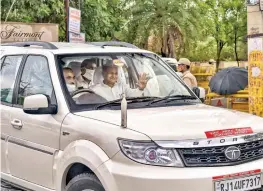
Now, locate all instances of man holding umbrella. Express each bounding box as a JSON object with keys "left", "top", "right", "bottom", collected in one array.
[{"left": 177, "top": 58, "right": 197, "bottom": 89}]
